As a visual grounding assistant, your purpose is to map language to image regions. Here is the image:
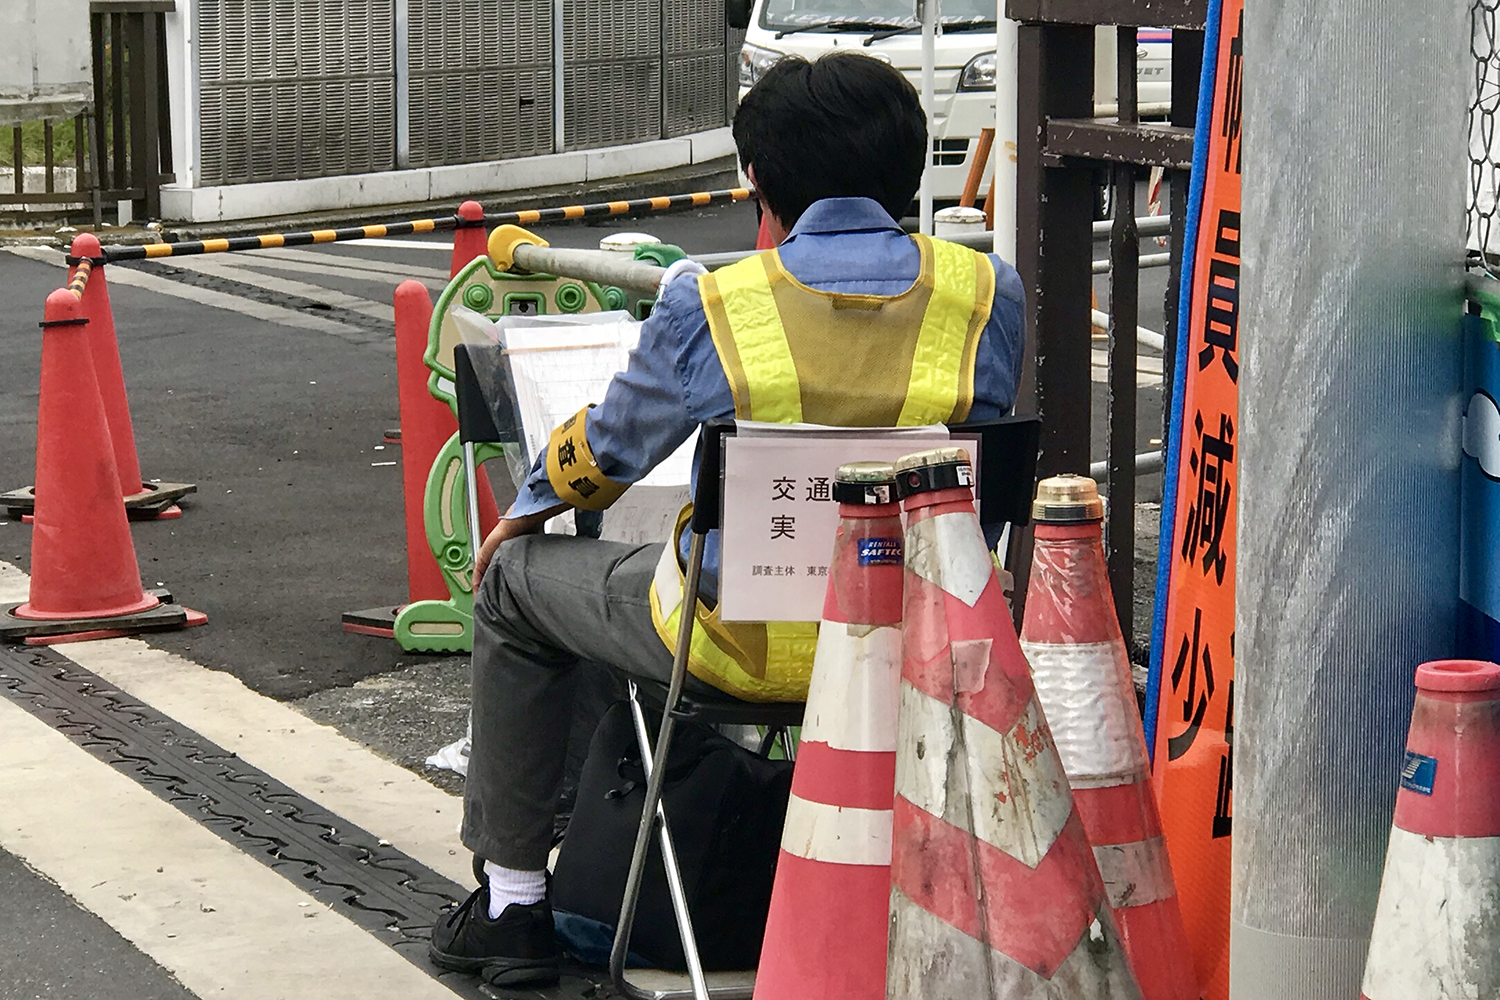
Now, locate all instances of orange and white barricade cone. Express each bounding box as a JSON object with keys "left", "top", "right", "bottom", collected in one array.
[
  {"left": 887, "top": 448, "right": 1141, "bottom": 1000},
  {"left": 0, "top": 290, "right": 196, "bottom": 642},
  {"left": 1020, "top": 475, "right": 1196, "bottom": 1000},
  {"left": 1360, "top": 659, "right": 1500, "bottom": 999},
  {"left": 755, "top": 462, "right": 906, "bottom": 1000}
]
